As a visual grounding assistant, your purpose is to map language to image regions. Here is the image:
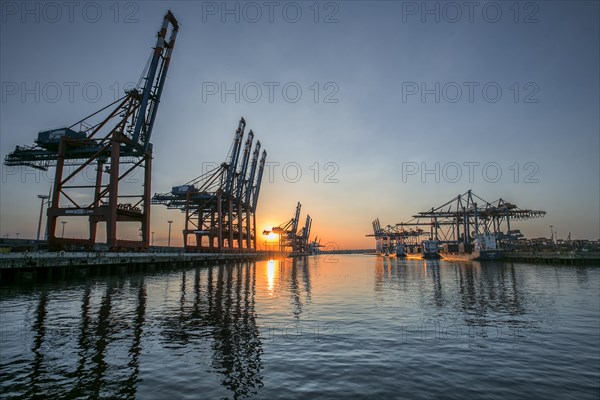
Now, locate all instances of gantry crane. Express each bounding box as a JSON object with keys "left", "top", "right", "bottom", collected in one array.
[
  {"left": 272, "top": 202, "right": 313, "bottom": 255},
  {"left": 307, "top": 236, "right": 323, "bottom": 255},
  {"left": 4, "top": 11, "right": 179, "bottom": 250},
  {"left": 410, "top": 190, "right": 546, "bottom": 248},
  {"left": 152, "top": 117, "right": 267, "bottom": 251},
  {"left": 368, "top": 190, "right": 546, "bottom": 254},
  {"left": 366, "top": 218, "right": 426, "bottom": 255},
  {"left": 272, "top": 202, "right": 301, "bottom": 252},
  {"left": 366, "top": 190, "right": 546, "bottom": 254}
]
